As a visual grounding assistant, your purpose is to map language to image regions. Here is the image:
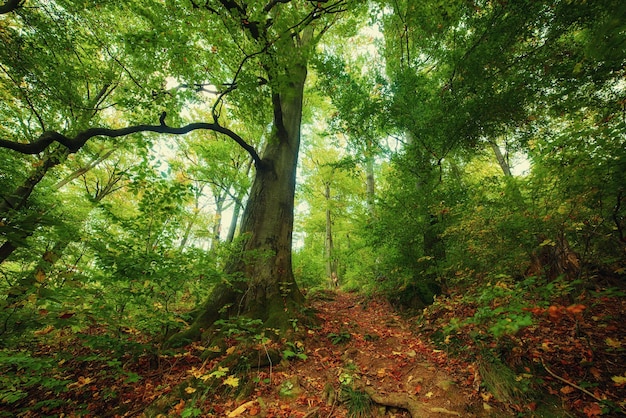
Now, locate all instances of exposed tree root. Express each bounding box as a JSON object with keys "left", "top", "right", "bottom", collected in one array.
[{"left": 361, "top": 387, "right": 461, "bottom": 417}]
